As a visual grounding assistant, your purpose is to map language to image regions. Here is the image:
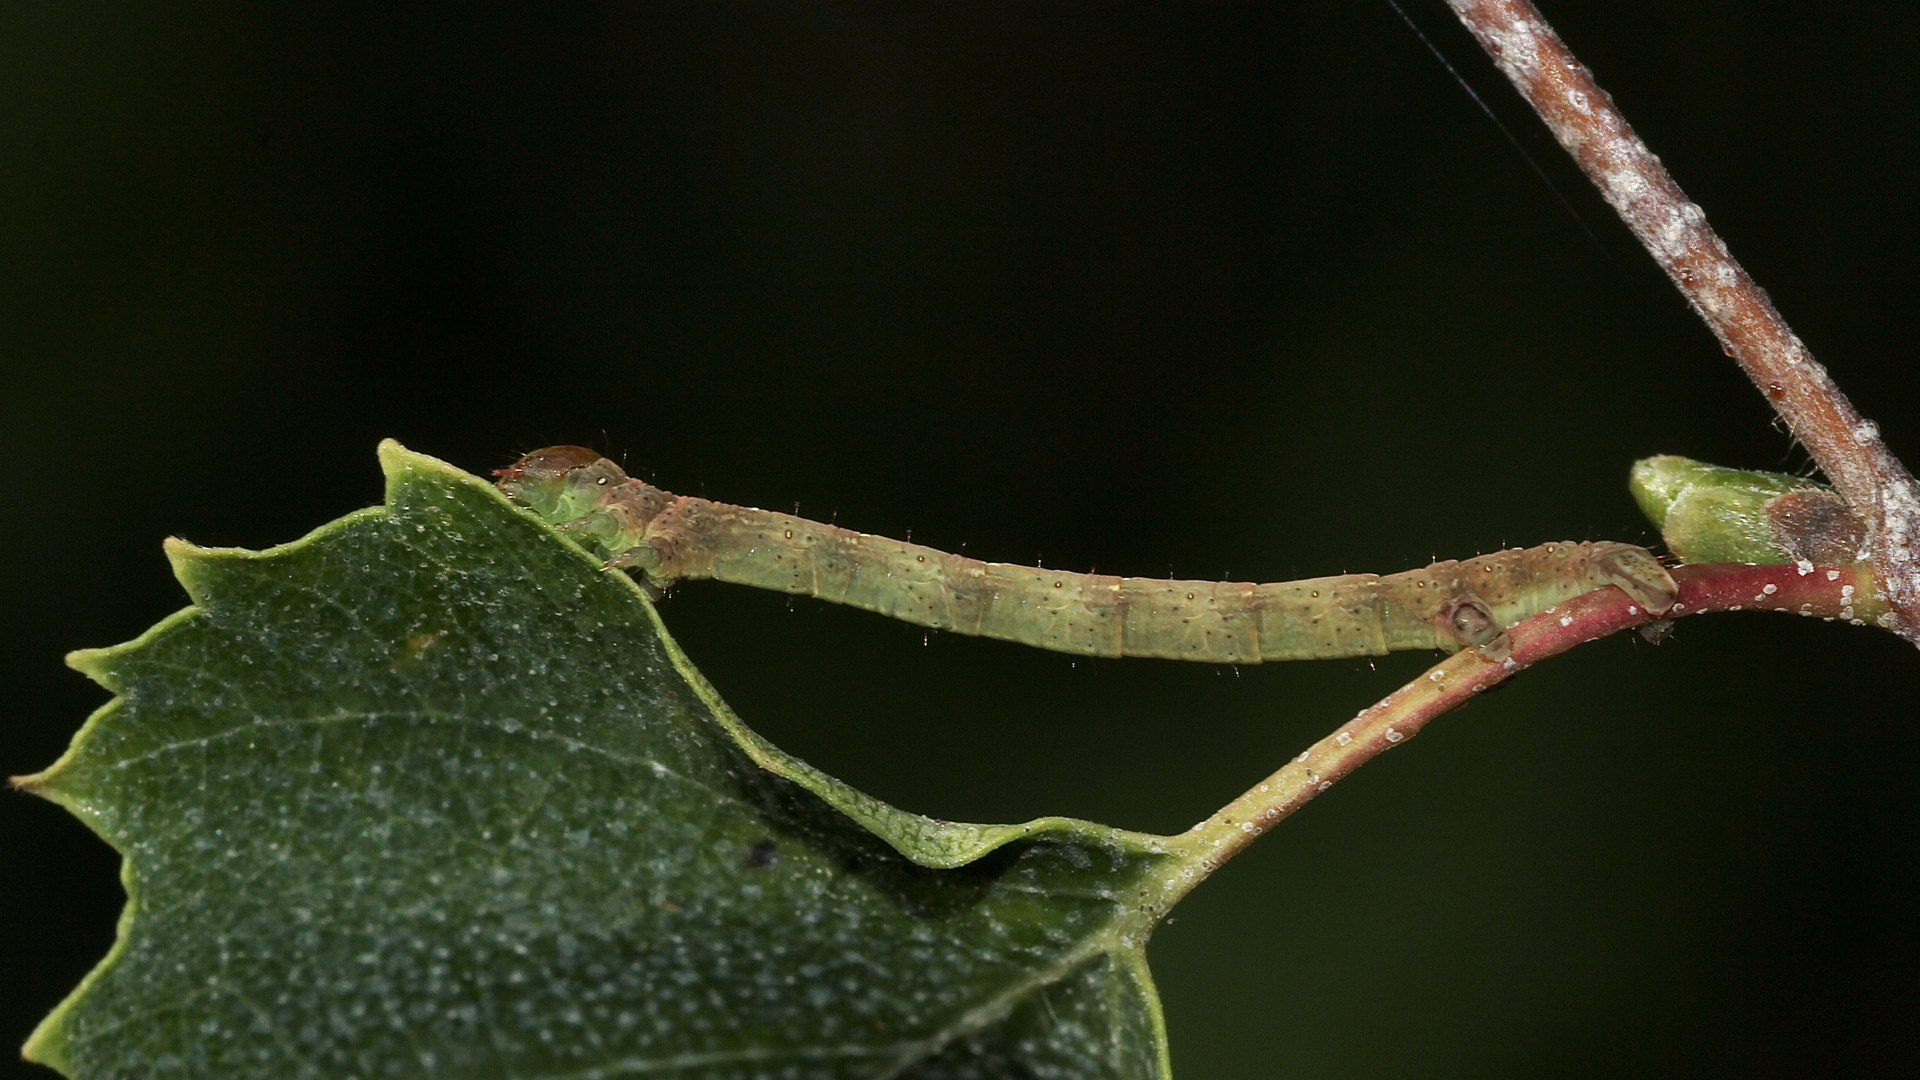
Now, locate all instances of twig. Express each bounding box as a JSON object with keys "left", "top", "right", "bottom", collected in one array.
[
  {"left": 1157, "top": 562, "right": 1877, "bottom": 901},
  {"left": 1440, "top": 0, "right": 1920, "bottom": 645}
]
